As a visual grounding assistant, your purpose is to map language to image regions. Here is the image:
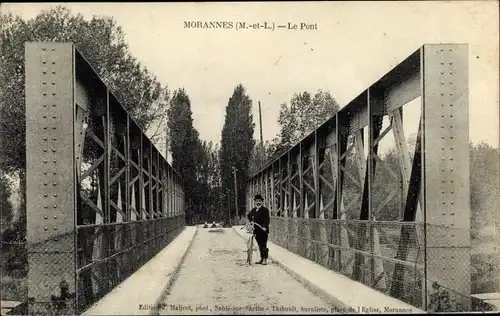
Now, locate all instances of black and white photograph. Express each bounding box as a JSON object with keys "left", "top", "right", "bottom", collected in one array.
[{"left": 0, "top": 1, "right": 498, "bottom": 315}]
